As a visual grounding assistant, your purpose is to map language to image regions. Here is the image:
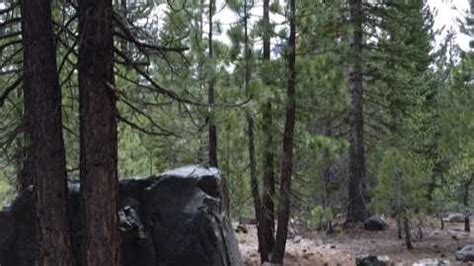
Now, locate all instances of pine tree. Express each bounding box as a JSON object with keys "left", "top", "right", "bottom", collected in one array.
[
  {"left": 21, "top": 0, "right": 75, "bottom": 264},
  {"left": 271, "top": 0, "right": 297, "bottom": 263},
  {"left": 346, "top": 0, "right": 368, "bottom": 223},
  {"left": 78, "top": 0, "right": 120, "bottom": 264},
  {"left": 208, "top": 0, "right": 219, "bottom": 167}
]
